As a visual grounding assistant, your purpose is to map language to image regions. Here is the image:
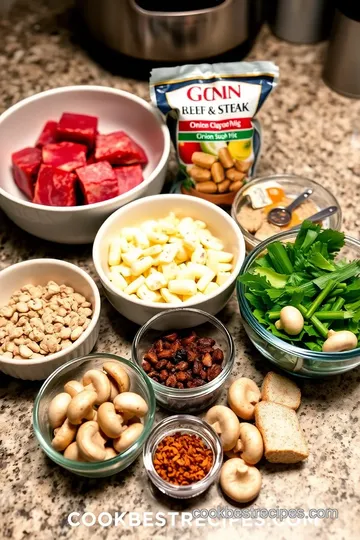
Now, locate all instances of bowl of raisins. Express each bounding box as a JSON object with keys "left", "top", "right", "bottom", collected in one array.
[{"left": 132, "top": 308, "right": 235, "bottom": 412}]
